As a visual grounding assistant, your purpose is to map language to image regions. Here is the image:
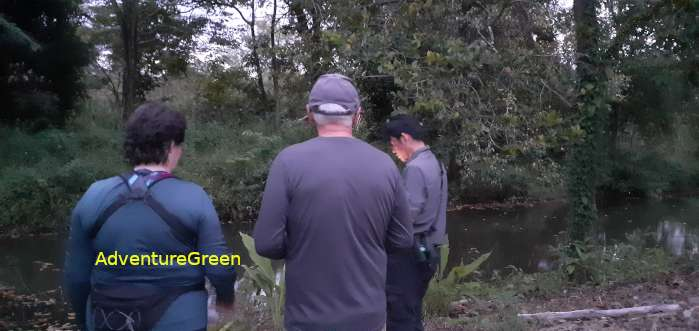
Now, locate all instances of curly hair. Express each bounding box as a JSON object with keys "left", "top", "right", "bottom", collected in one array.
[{"left": 123, "top": 102, "right": 186, "bottom": 166}]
